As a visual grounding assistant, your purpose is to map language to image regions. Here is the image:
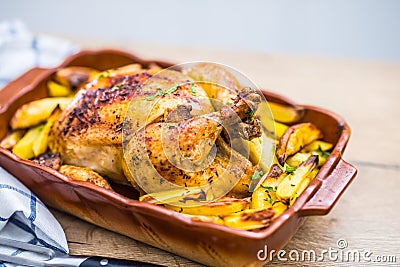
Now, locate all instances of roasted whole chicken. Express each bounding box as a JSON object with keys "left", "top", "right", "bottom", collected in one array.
[{"left": 48, "top": 63, "right": 262, "bottom": 198}]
